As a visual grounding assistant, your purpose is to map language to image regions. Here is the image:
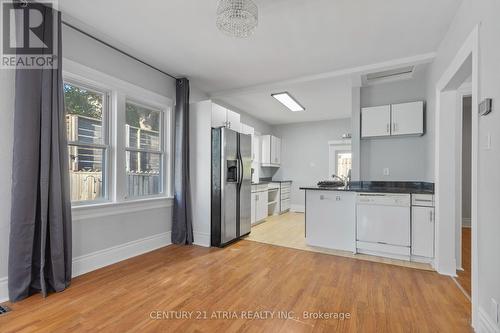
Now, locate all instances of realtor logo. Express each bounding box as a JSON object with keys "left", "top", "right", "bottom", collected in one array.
[{"left": 1, "top": 0, "right": 58, "bottom": 69}]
